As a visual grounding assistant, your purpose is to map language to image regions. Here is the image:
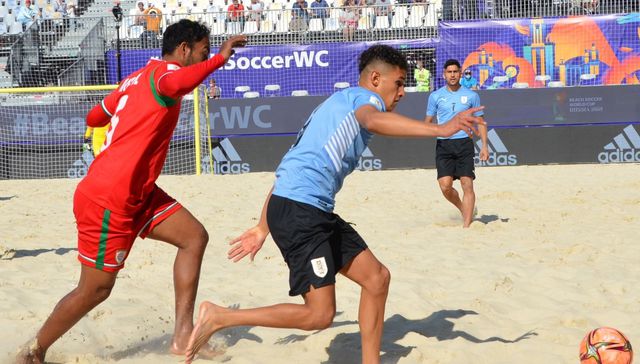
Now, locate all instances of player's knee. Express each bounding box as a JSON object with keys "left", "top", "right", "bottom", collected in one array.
[
  {"left": 438, "top": 183, "right": 453, "bottom": 194},
  {"left": 369, "top": 264, "right": 391, "bottom": 296},
  {"left": 79, "top": 282, "right": 113, "bottom": 304},
  {"left": 305, "top": 307, "right": 335, "bottom": 330},
  {"left": 188, "top": 224, "right": 209, "bottom": 252}
]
